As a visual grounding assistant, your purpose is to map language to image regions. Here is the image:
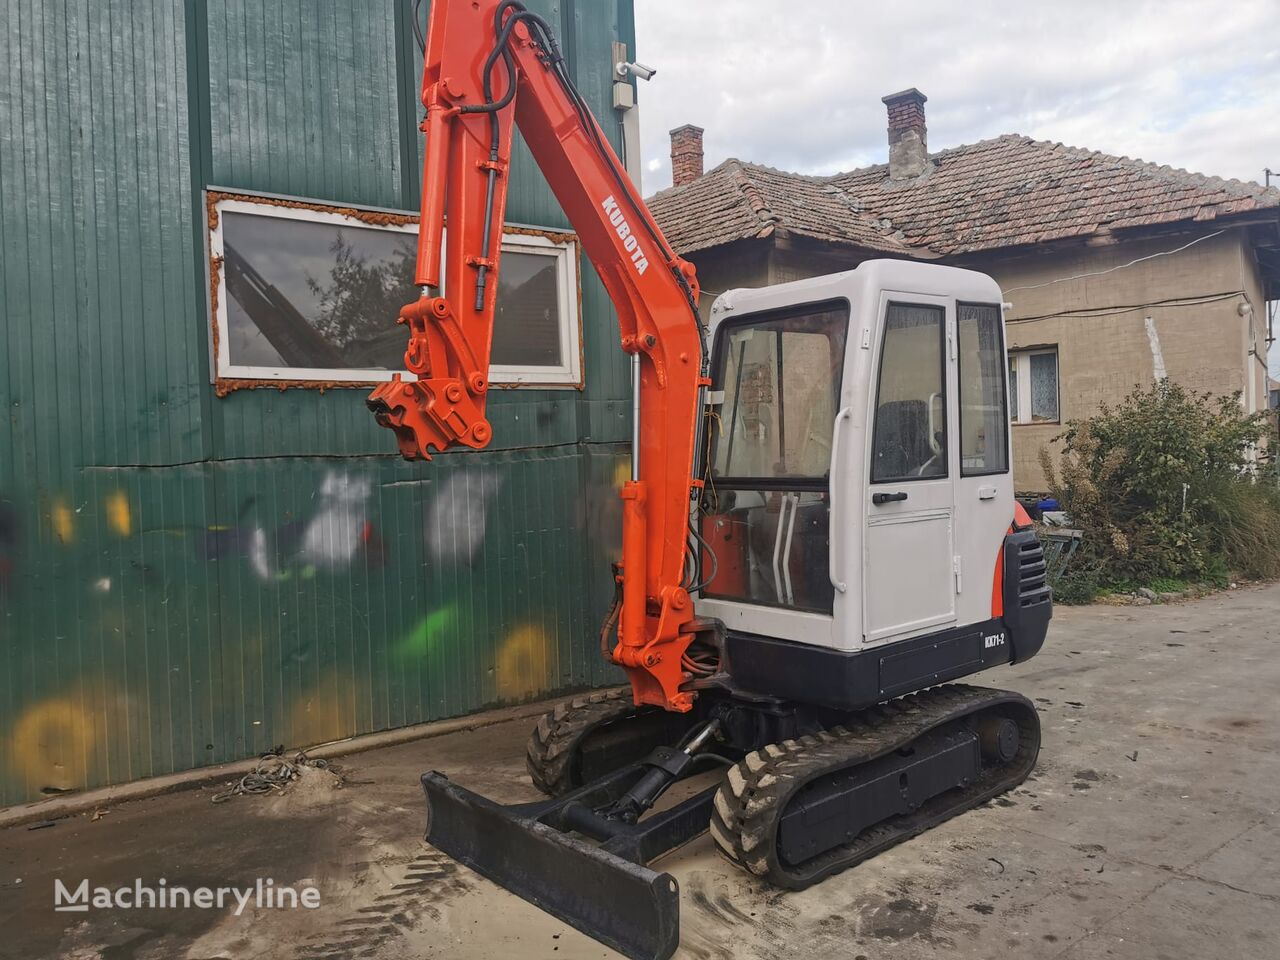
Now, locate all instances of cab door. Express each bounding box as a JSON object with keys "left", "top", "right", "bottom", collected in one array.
[{"left": 862, "top": 296, "right": 957, "bottom": 644}]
